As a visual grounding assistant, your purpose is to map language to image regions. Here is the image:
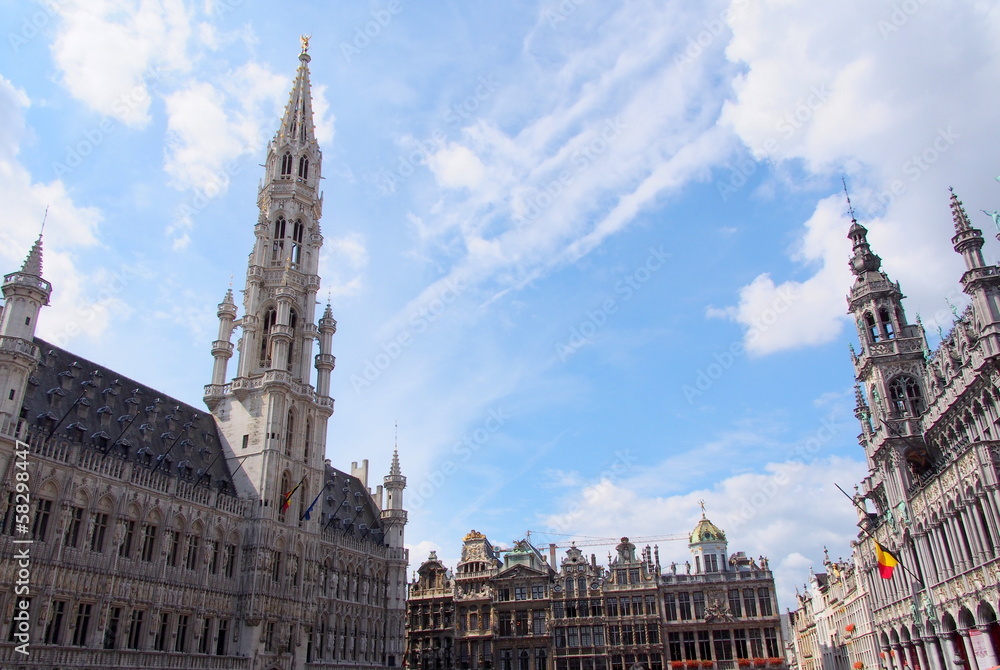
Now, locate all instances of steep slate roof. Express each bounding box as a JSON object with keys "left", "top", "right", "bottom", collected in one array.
[
  {"left": 24, "top": 338, "right": 237, "bottom": 492},
  {"left": 318, "top": 465, "right": 385, "bottom": 542}
]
